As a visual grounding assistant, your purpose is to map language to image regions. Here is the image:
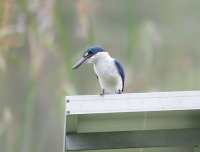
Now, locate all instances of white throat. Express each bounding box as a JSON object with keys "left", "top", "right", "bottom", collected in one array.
[{"left": 87, "top": 52, "right": 113, "bottom": 64}]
